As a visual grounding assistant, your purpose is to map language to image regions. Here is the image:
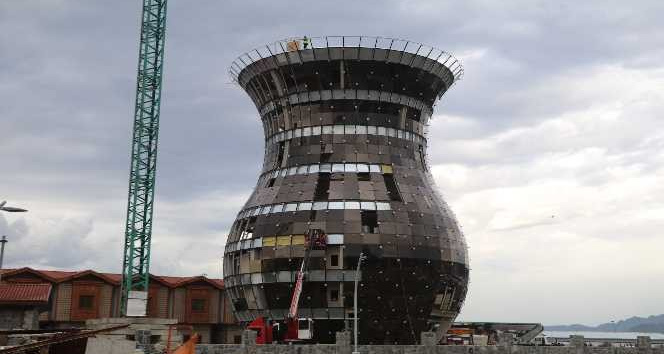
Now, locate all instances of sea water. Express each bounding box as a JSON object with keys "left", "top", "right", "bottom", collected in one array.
[{"left": 544, "top": 331, "right": 664, "bottom": 339}]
